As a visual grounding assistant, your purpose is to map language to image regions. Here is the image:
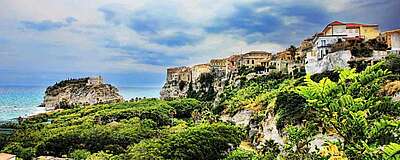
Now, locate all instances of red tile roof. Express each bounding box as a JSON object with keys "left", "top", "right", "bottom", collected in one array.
[
  {"left": 322, "top": 21, "right": 378, "bottom": 34},
  {"left": 328, "top": 21, "right": 377, "bottom": 27},
  {"left": 329, "top": 21, "right": 345, "bottom": 25}
]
